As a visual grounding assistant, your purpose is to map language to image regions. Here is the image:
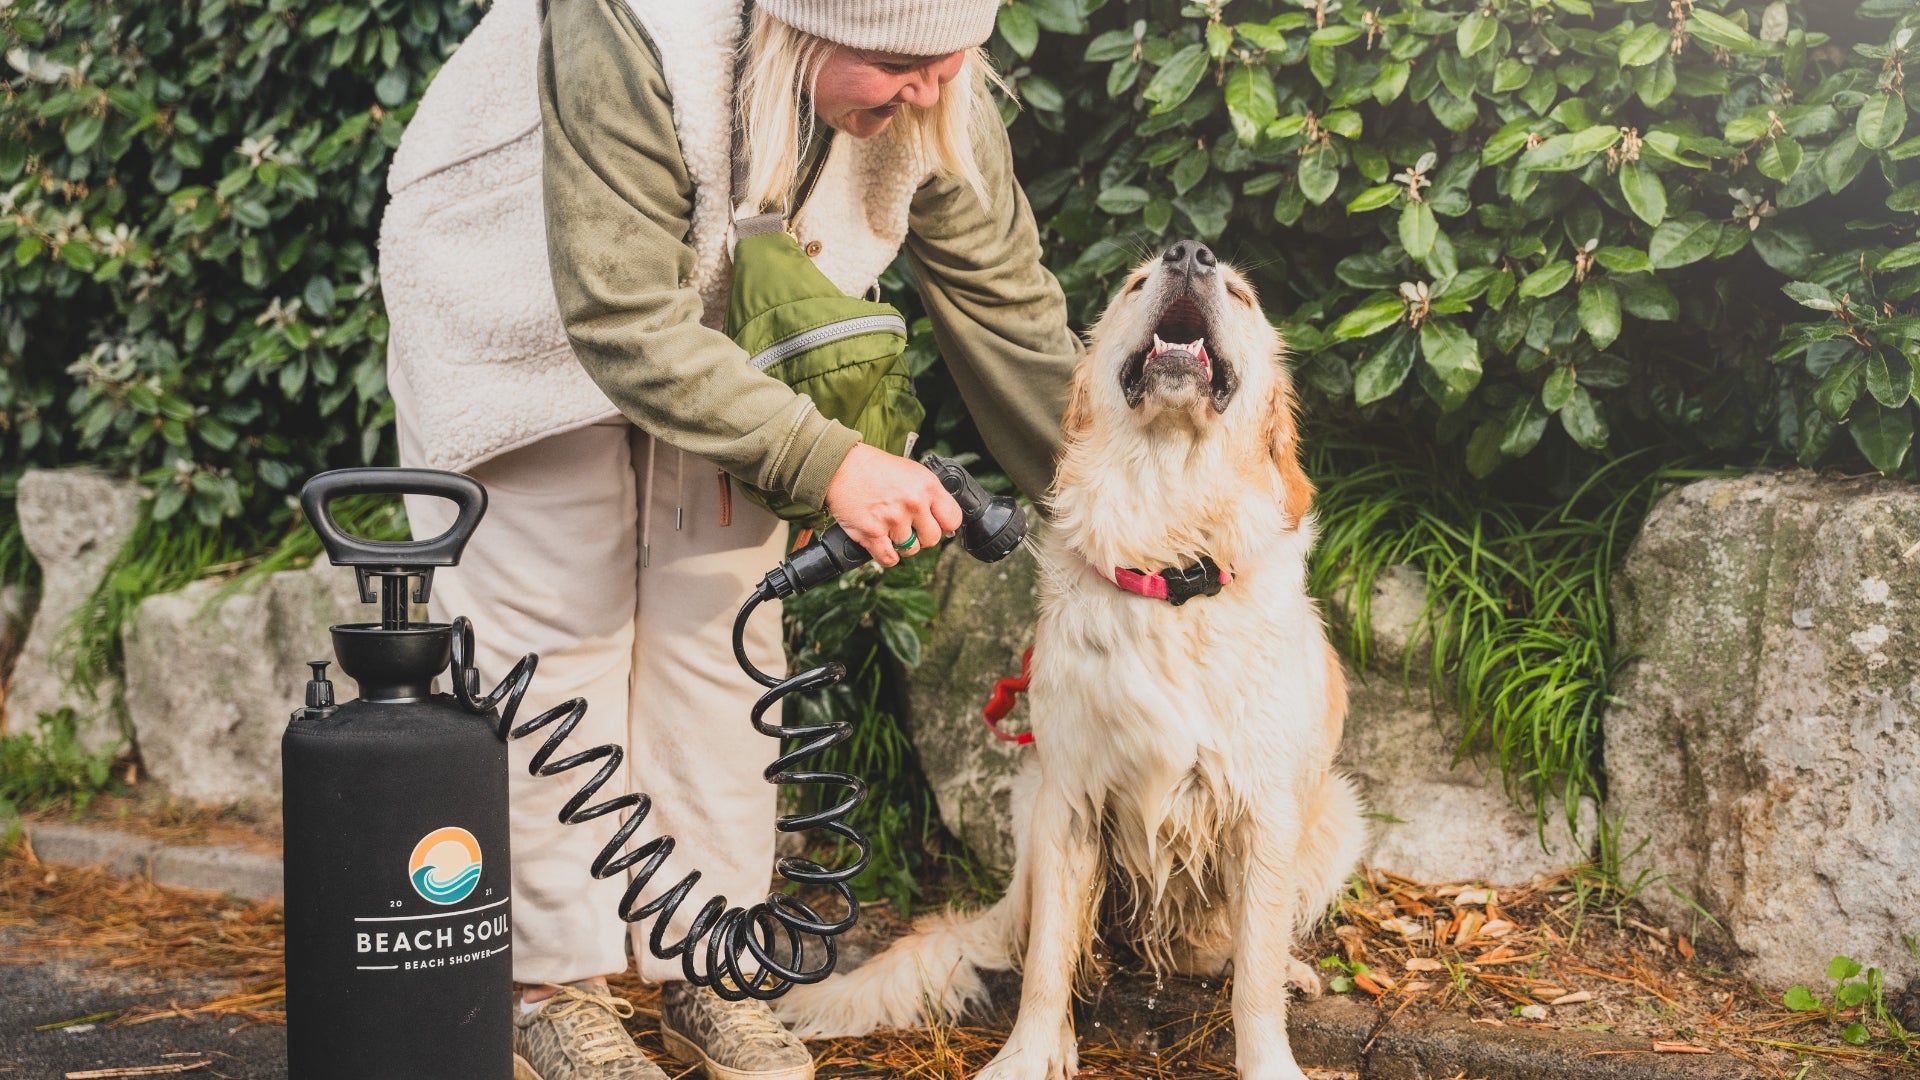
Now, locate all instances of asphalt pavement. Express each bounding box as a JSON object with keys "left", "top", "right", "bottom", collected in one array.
[{"left": 0, "top": 941, "right": 286, "bottom": 1080}]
